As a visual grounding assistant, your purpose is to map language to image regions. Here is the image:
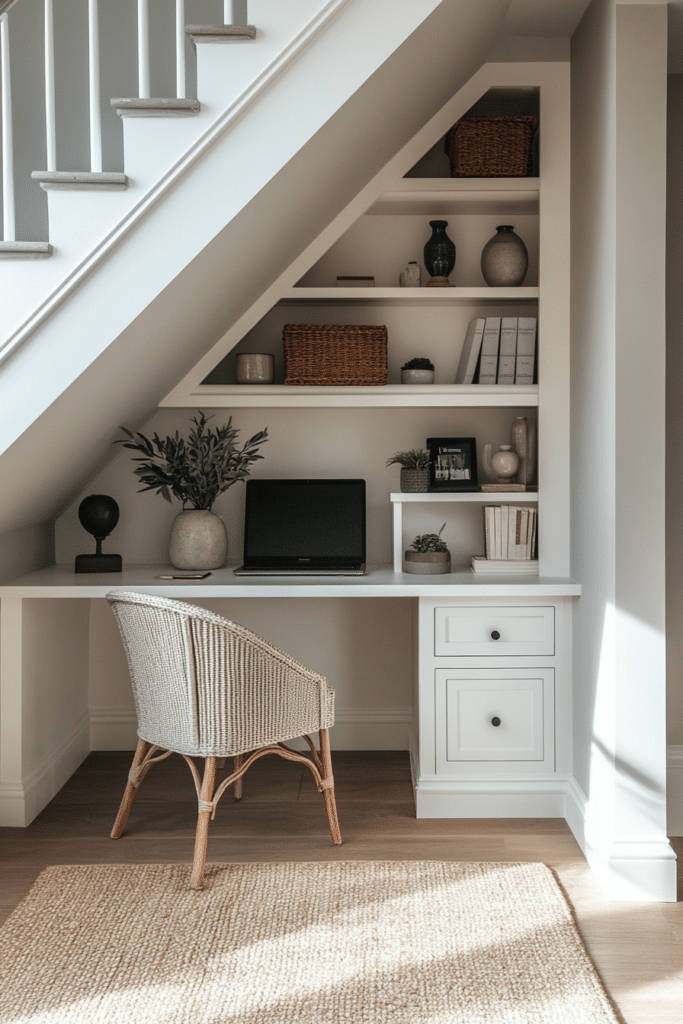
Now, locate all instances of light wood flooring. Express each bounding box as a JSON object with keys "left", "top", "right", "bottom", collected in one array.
[{"left": 1, "top": 750, "right": 682, "bottom": 1023}]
